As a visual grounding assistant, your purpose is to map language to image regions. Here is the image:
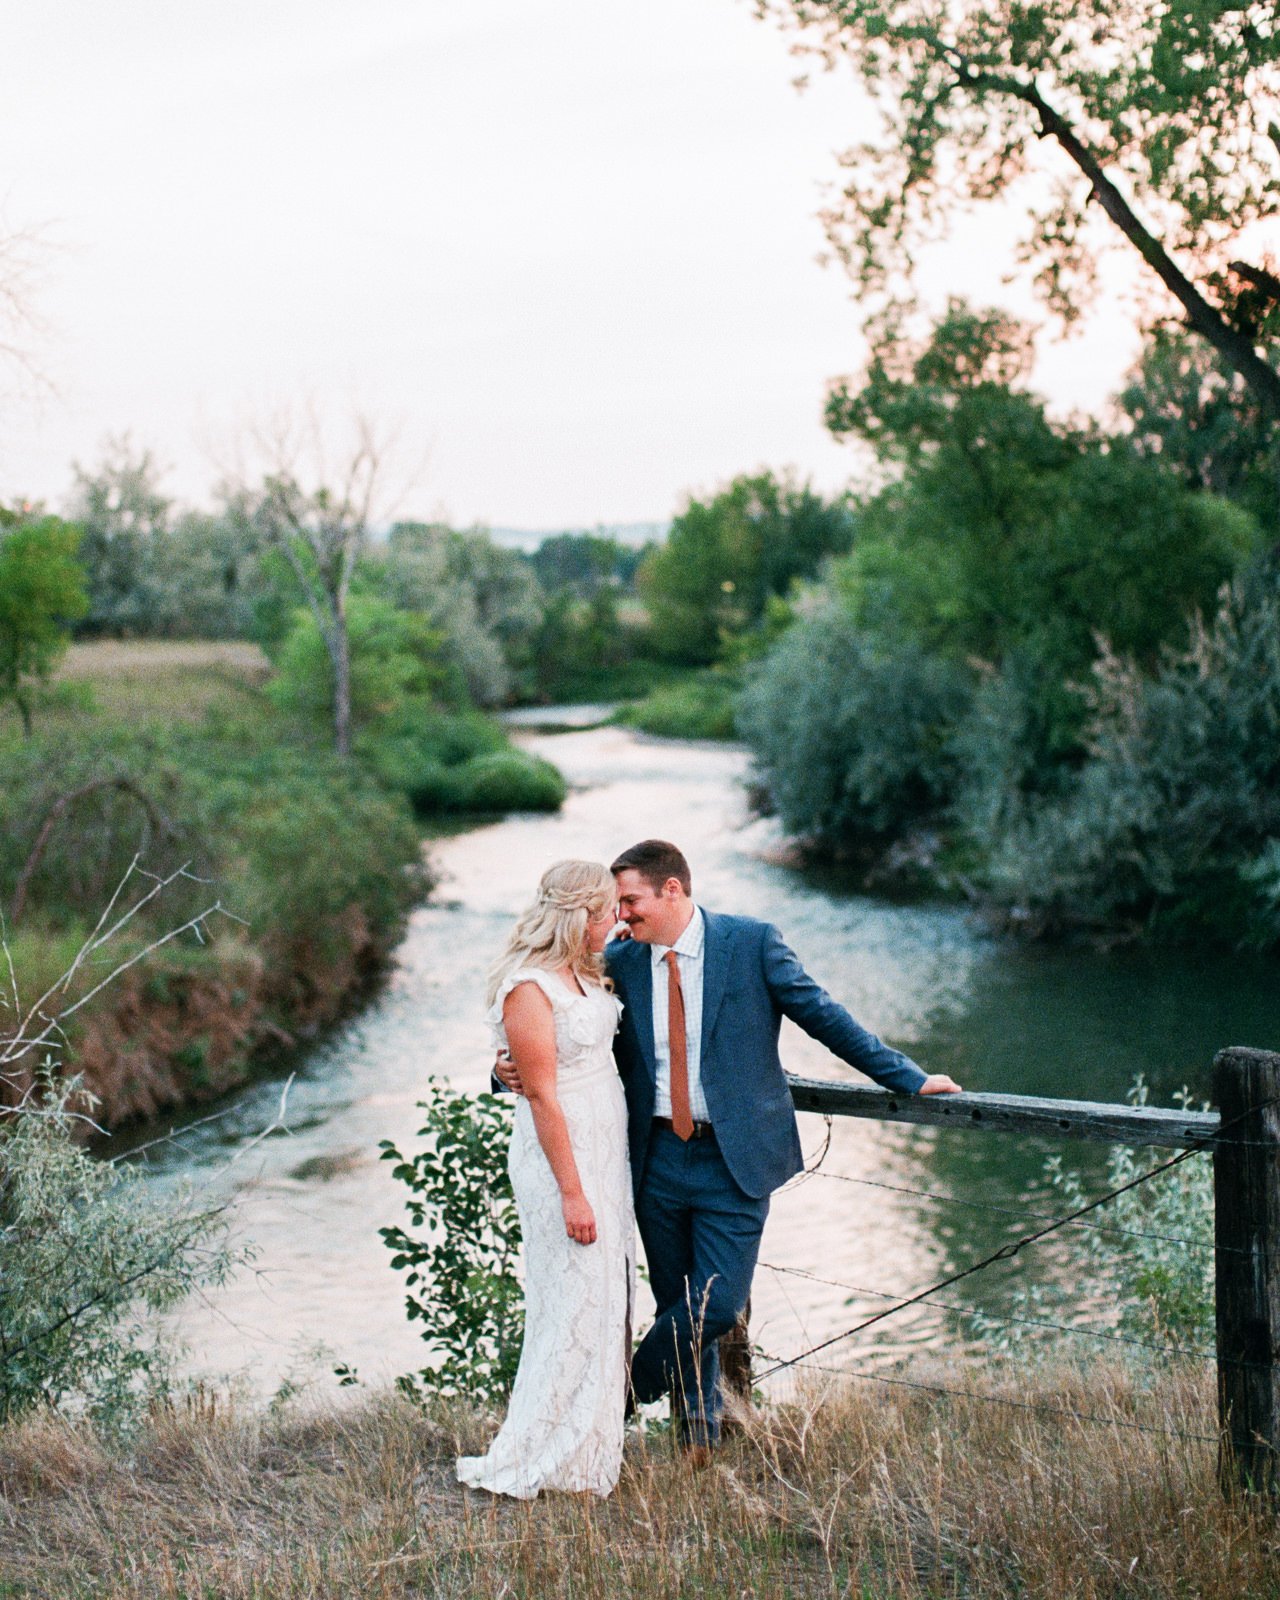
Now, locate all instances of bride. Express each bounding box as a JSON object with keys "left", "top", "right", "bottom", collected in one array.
[{"left": 456, "top": 859, "right": 635, "bottom": 1499}]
